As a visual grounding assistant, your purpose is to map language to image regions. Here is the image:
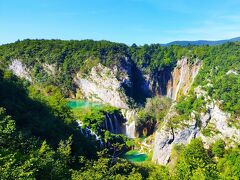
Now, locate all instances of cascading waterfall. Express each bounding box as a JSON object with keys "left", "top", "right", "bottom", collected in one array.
[
  {"left": 108, "top": 114, "right": 114, "bottom": 132},
  {"left": 106, "top": 114, "right": 119, "bottom": 133},
  {"left": 126, "top": 121, "right": 136, "bottom": 138},
  {"left": 113, "top": 114, "right": 119, "bottom": 133},
  {"left": 174, "top": 59, "right": 185, "bottom": 100},
  {"left": 122, "top": 109, "right": 137, "bottom": 138},
  {"left": 77, "top": 120, "right": 103, "bottom": 146},
  {"left": 104, "top": 117, "right": 109, "bottom": 131},
  {"left": 77, "top": 121, "right": 84, "bottom": 134}
]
